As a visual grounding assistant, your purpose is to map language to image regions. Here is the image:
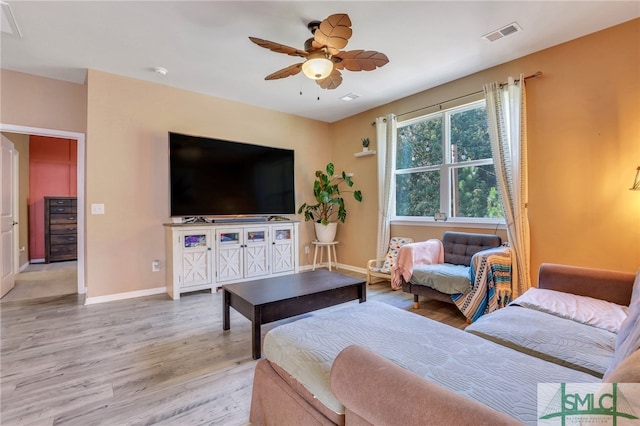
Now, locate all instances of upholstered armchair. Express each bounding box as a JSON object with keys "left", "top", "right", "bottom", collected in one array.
[
  {"left": 366, "top": 237, "right": 414, "bottom": 284},
  {"left": 399, "top": 231, "right": 511, "bottom": 322}
]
